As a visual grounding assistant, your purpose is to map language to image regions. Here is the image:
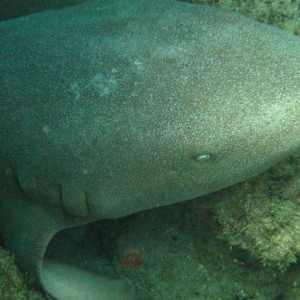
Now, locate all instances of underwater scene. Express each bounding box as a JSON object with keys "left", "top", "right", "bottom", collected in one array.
[{"left": 0, "top": 0, "right": 299, "bottom": 299}]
